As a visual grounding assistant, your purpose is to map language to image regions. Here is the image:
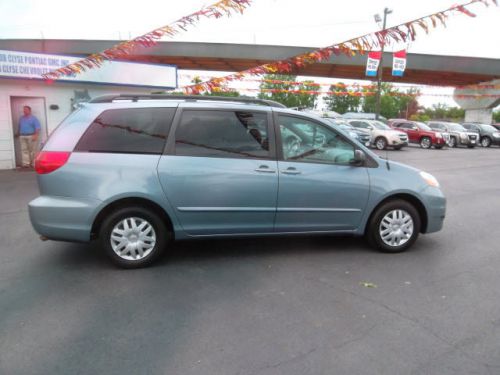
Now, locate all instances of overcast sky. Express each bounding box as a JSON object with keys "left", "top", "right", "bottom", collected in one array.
[{"left": 1, "top": 0, "right": 498, "bottom": 107}]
